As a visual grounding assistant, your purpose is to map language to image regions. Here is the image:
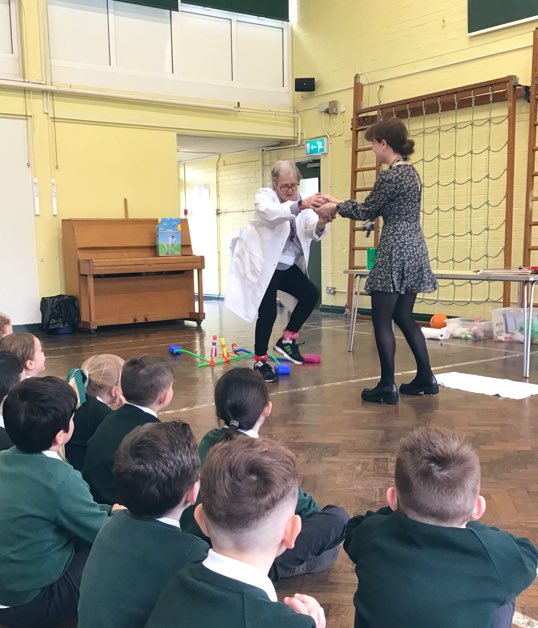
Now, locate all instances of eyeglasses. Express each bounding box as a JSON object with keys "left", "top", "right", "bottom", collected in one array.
[{"left": 278, "top": 183, "right": 299, "bottom": 192}]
